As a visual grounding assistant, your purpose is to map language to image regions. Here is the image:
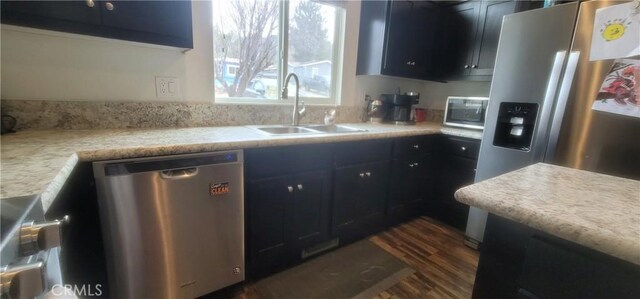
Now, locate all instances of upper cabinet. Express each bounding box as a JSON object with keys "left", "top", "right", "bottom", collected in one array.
[
  {"left": 439, "top": 0, "right": 543, "bottom": 81},
  {"left": 357, "top": 0, "right": 542, "bottom": 82},
  {"left": 356, "top": 0, "right": 440, "bottom": 80},
  {"left": 0, "top": 0, "right": 193, "bottom": 49}
]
